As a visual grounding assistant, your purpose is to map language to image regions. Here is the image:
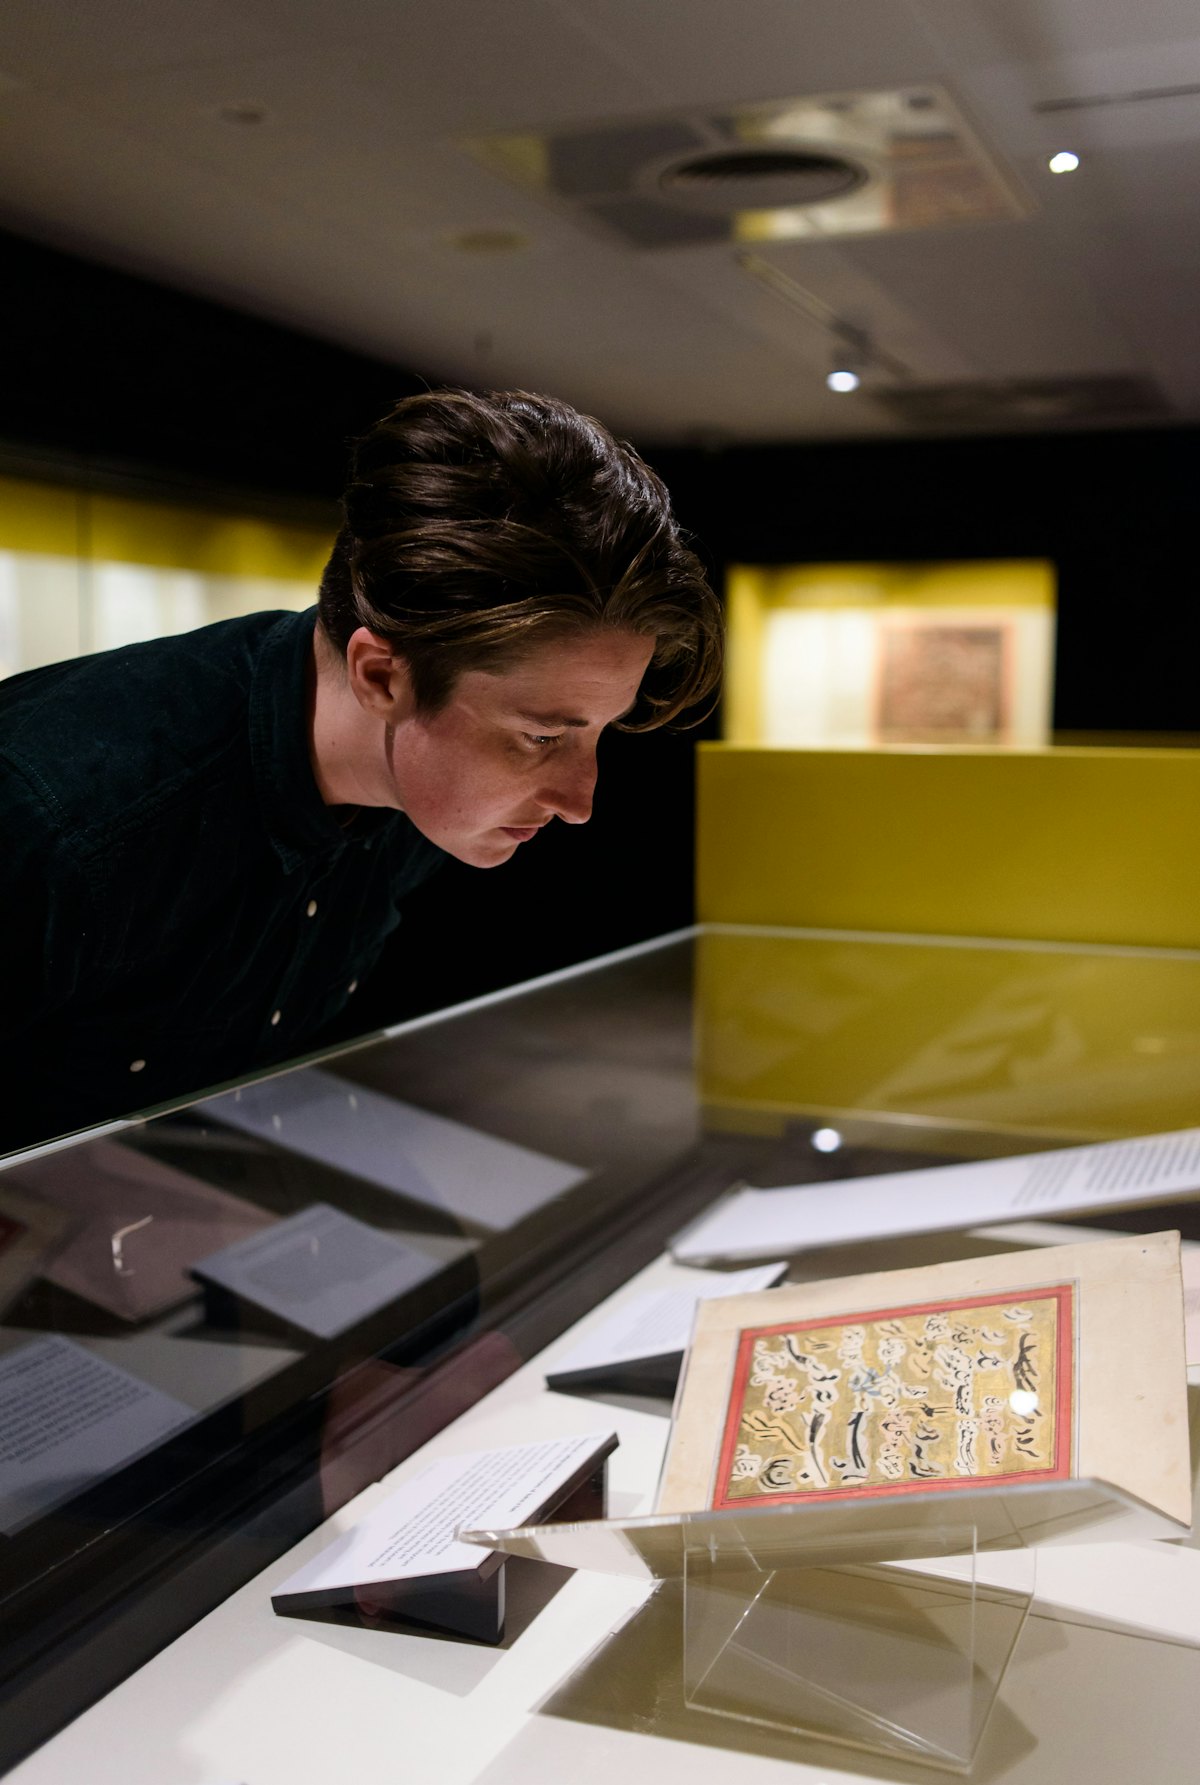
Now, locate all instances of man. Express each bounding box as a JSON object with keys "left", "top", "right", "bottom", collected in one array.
[{"left": 0, "top": 389, "right": 722, "bottom": 1153}]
